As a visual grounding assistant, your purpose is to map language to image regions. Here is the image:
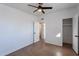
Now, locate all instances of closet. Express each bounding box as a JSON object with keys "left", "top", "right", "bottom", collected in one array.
[{"left": 63, "top": 18, "right": 72, "bottom": 48}]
